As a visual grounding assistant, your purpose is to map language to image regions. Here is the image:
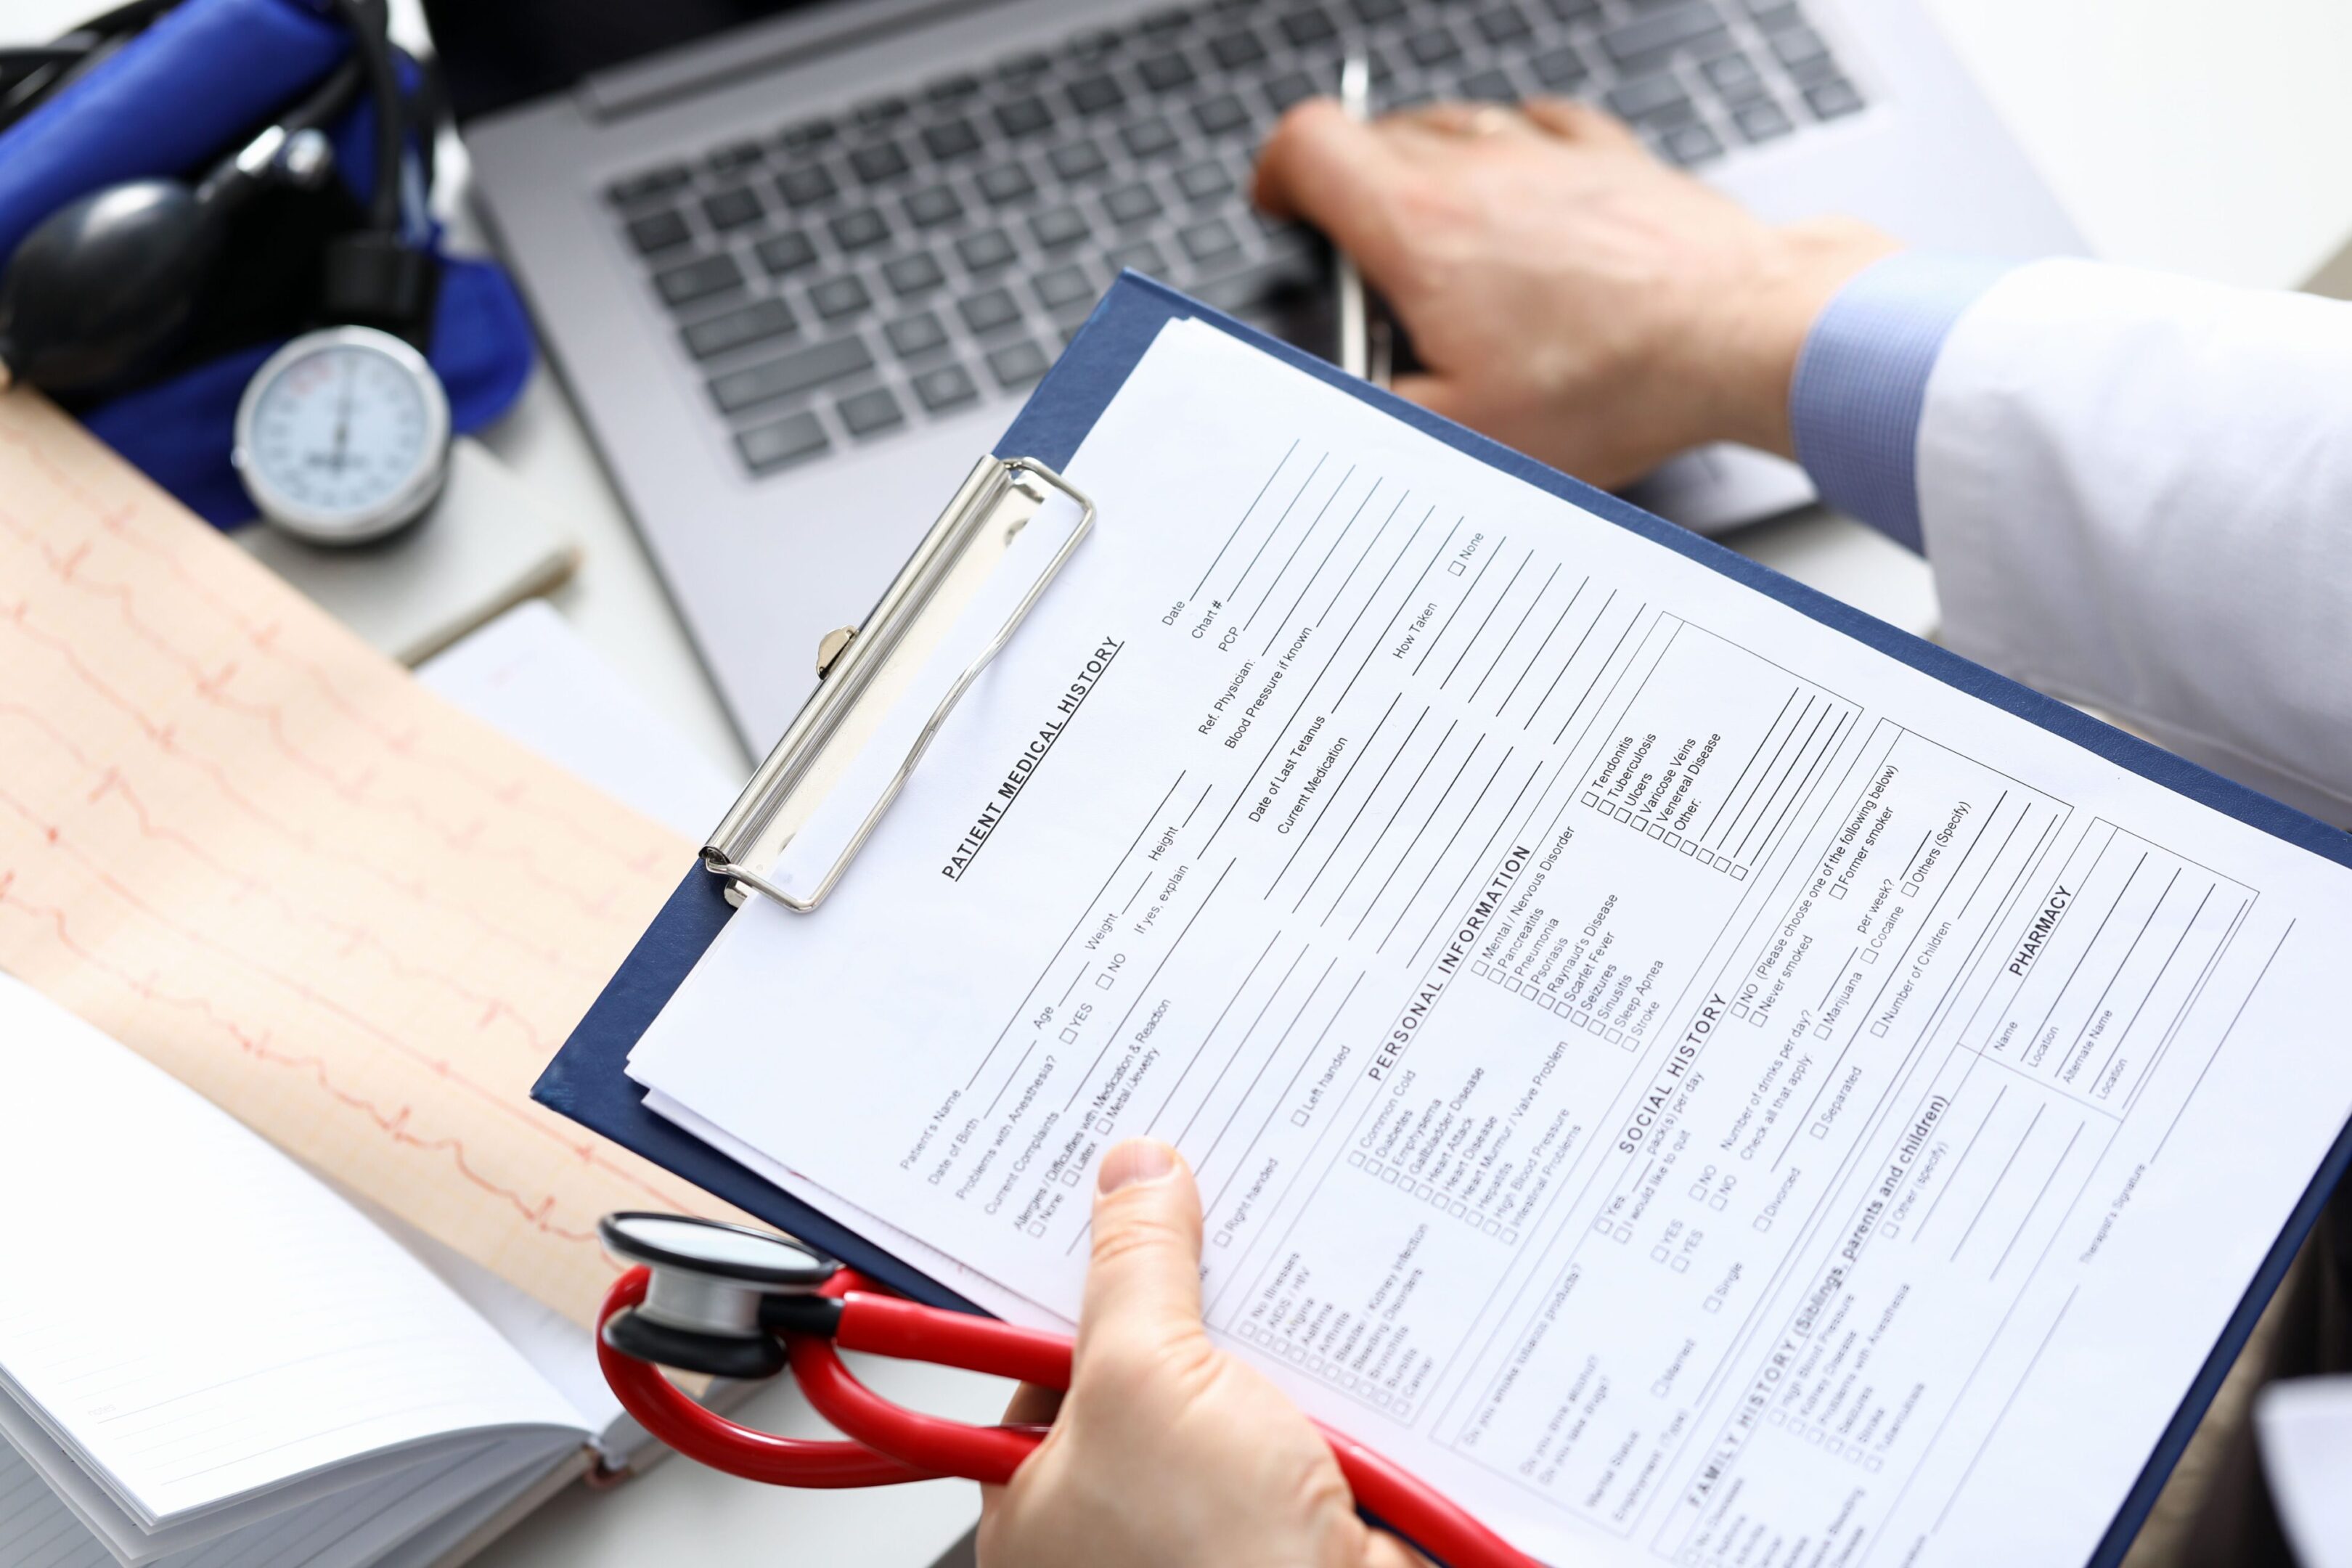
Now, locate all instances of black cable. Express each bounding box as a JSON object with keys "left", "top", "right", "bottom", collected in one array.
[{"left": 321, "top": 0, "right": 401, "bottom": 233}]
